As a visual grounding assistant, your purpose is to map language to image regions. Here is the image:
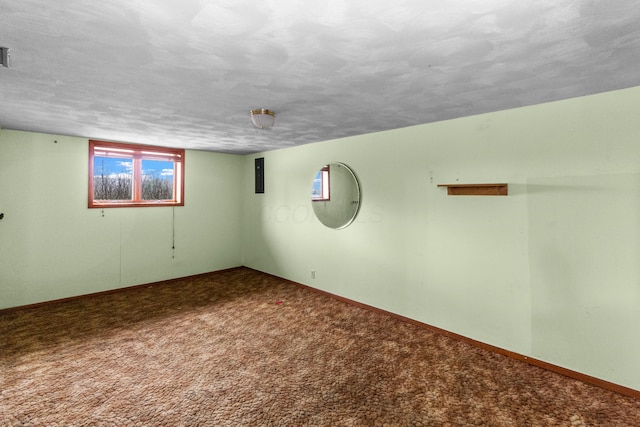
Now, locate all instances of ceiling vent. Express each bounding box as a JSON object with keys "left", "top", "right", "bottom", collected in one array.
[{"left": 0, "top": 47, "right": 9, "bottom": 68}]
